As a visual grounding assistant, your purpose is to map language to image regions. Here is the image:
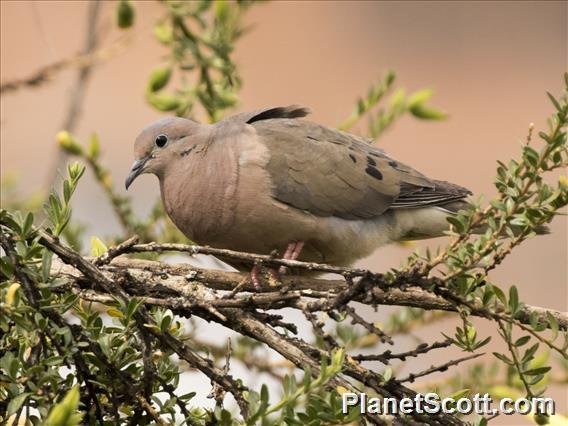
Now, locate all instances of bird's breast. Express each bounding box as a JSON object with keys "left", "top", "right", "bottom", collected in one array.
[{"left": 160, "top": 144, "right": 240, "bottom": 244}]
